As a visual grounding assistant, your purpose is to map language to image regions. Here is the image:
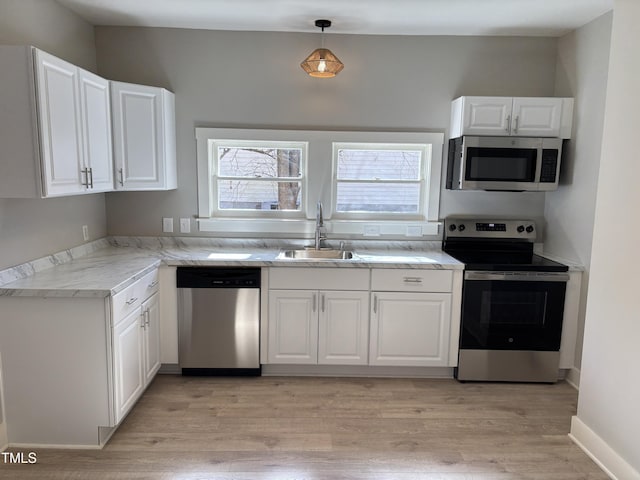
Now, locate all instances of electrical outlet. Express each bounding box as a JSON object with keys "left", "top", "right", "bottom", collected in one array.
[
  {"left": 162, "top": 217, "right": 174, "bottom": 233},
  {"left": 82, "top": 225, "right": 89, "bottom": 241},
  {"left": 179, "top": 218, "right": 191, "bottom": 234},
  {"left": 363, "top": 225, "right": 381, "bottom": 237}
]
